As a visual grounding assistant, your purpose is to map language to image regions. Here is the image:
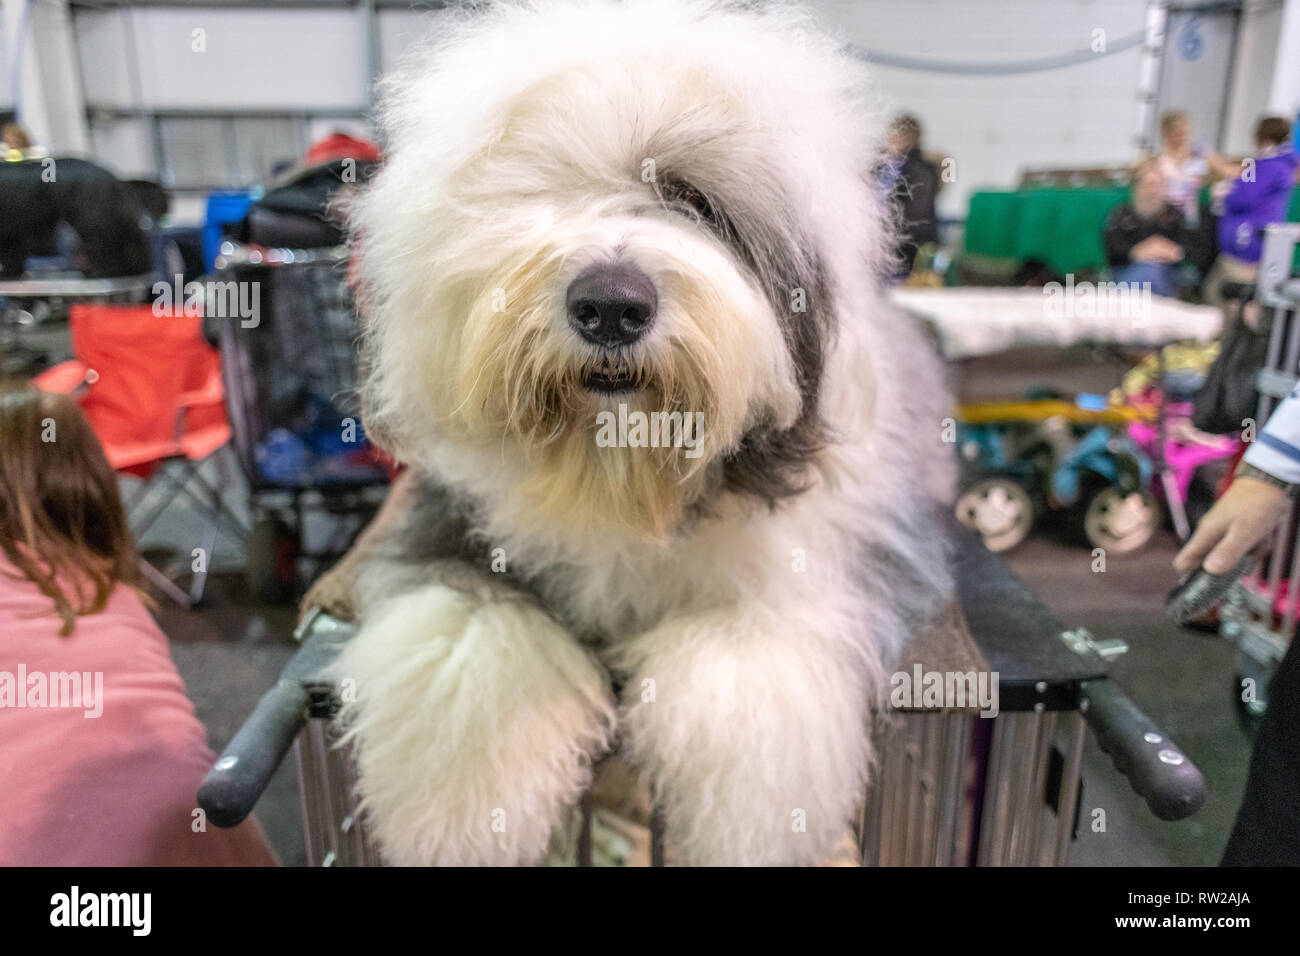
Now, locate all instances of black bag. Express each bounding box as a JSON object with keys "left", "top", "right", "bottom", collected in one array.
[
  {"left": 1193, "top": 303, "right": 1271, "bottom": 435},
  {"left": 238, "top": 158, "right": 380, "bottom": 249}
]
